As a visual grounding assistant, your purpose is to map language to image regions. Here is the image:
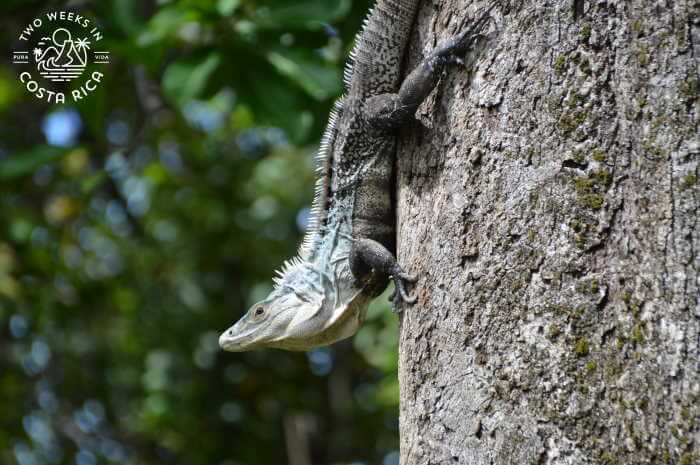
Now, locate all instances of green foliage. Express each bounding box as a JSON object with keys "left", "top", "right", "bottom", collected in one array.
[
  {"left": 163, "top": 53, "right": 223, "bottom": 105},
  {"left": 0, "top": 1, "right": 400, "bottom": 465},
  {"left": 0, "top": 146, "right": 72, "bottom": 180},
  {"left": 252, "top": 0, "right": 353, "bottom": 30}
]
